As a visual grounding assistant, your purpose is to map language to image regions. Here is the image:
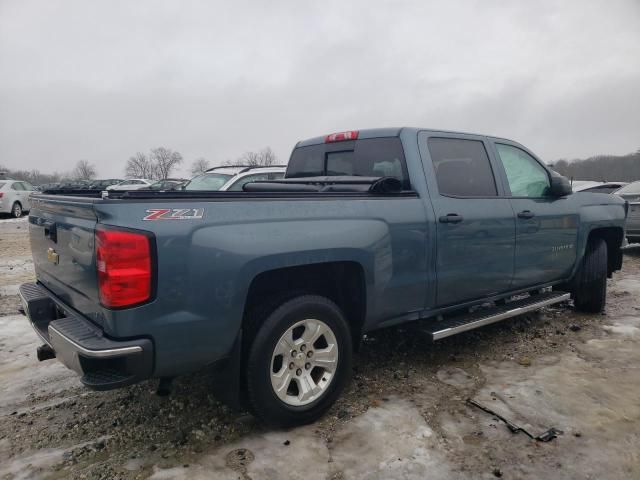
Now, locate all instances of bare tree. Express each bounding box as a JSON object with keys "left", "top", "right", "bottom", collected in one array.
[
  {"left": 191, "top": 157, "right": 210, "bottom": 175},
  {"left": 259, "top": 147, "right": 277, "bottom": 166},
  {"left": 225, "top": 147, "right": 278, "bottom": 167},
  {"left": 125, "top": 152, "right": 156, "bottom": 179},
  {"left": 73, "top": 160, "right": 97, "bottom": 180},
  {"left": 150, "top": 147, "right": 183, "bottom": 179}
]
